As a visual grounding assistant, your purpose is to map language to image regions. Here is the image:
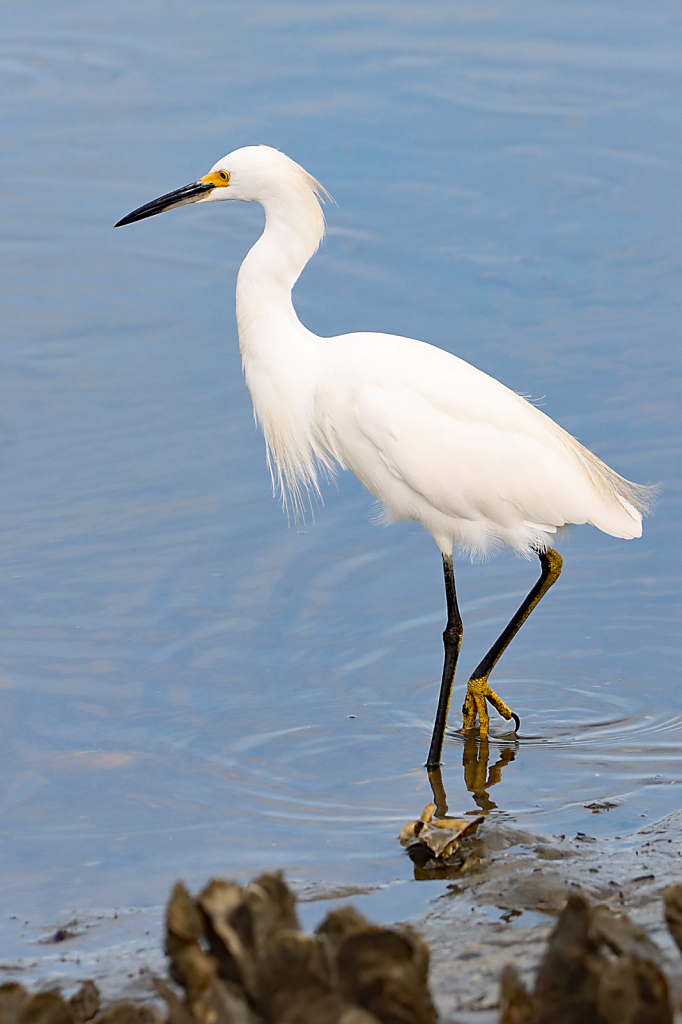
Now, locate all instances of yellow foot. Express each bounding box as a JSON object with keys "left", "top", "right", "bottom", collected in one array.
[{"left": 462, "top": 677, "right": 520, "bottom": 738}]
